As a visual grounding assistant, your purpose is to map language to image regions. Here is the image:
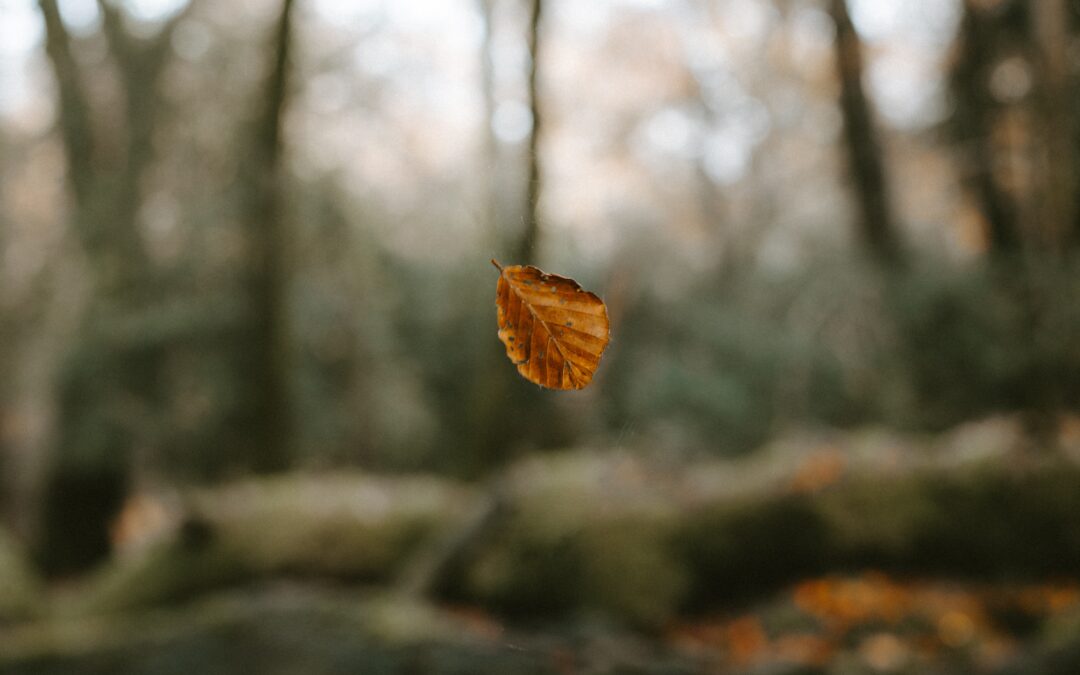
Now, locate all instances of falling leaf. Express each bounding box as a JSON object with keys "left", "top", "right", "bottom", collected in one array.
[{"left": 492, "top": 259, "right": 610, "bottom": 390}]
